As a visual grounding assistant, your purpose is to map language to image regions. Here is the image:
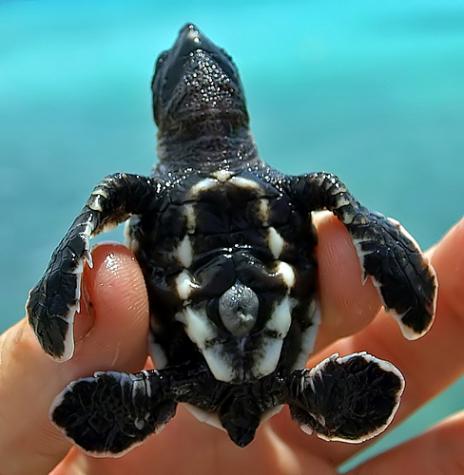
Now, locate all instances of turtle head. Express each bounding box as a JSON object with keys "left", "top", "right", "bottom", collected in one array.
[{"left": 152, "top": 23, "right": 249, "bottom": 136}]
